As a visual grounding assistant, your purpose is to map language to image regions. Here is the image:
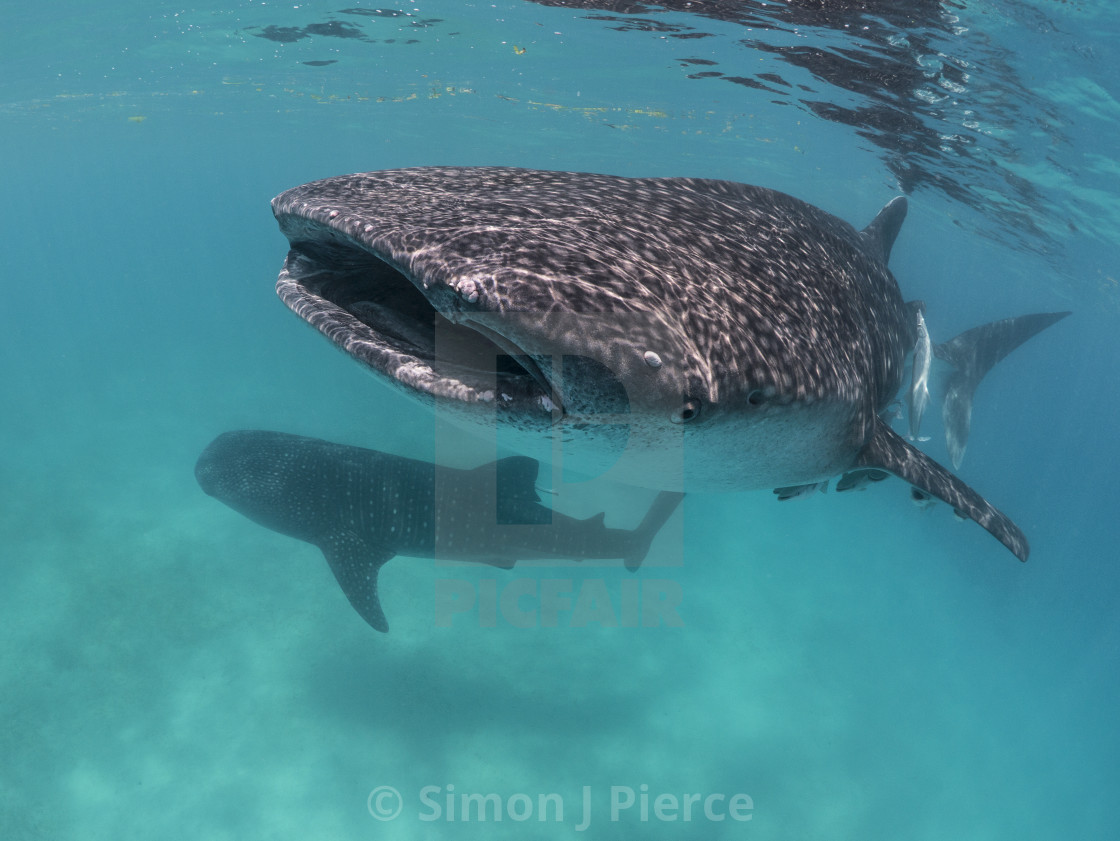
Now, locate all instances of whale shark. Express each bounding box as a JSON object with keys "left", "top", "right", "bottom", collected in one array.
[
  {"left": 195, "top": 430, "right": 684, "bottom": 632},
  {"left": 270, "top": 166, "right": 1068, "bottom": 560}
]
